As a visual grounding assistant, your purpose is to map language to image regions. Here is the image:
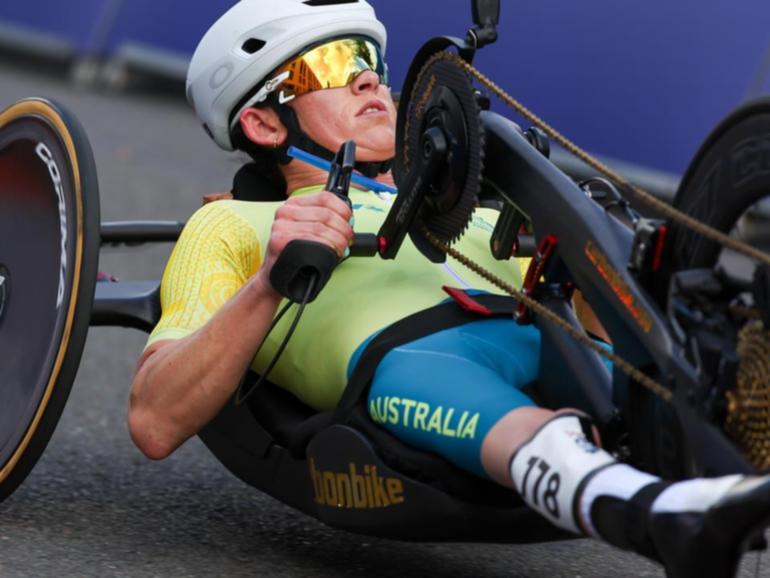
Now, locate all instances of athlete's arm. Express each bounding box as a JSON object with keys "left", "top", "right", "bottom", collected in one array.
[{"left": 128, "top": 191, "right": 353, "bottom": 460}]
